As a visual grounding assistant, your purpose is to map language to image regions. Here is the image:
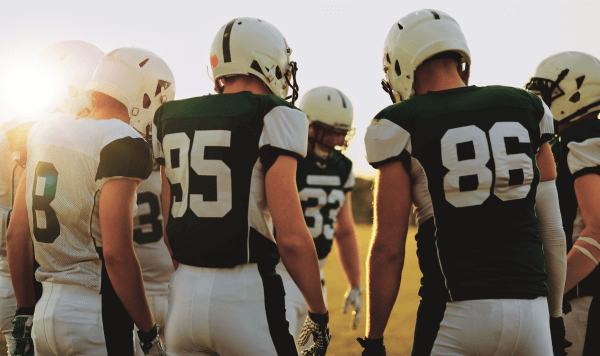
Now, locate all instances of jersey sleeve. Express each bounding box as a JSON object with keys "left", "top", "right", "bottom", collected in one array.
[
  {"left": 152, "top": 106, "right": 166, "bottom": 166},
  {"left": 258, "top": 105, "right": 308, "bottom": 170},
  {"left": 567, "top": 137, "right": 600, "bottom": 179},
  {"left": 344, "top": 169, "right": 355, "bottom": 193},
  {"left": 96, "top": 133, "right": 154, "bottom": 190},
  {"left": 365, "top": 117, "right": 412, "bottom": 170}
]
